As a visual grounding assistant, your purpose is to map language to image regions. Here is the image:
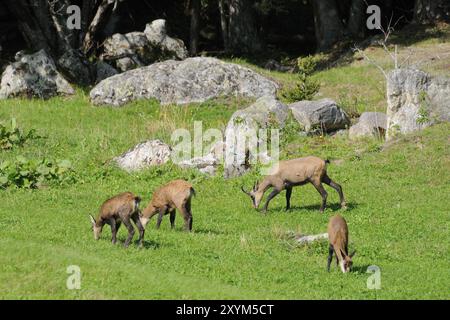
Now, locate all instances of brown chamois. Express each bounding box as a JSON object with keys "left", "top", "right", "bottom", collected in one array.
[
  {"left": 140, "top": 179, "right": 195, "bottom": 232},
  {"left": 327, "top": 215, "right": 355, "bottom": 273},
  {"left": 89, "top": 192, "right": 145, "bottom": 248},
  {"left": 241, "top": 156, "right": 346, "bottom": 213}
]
